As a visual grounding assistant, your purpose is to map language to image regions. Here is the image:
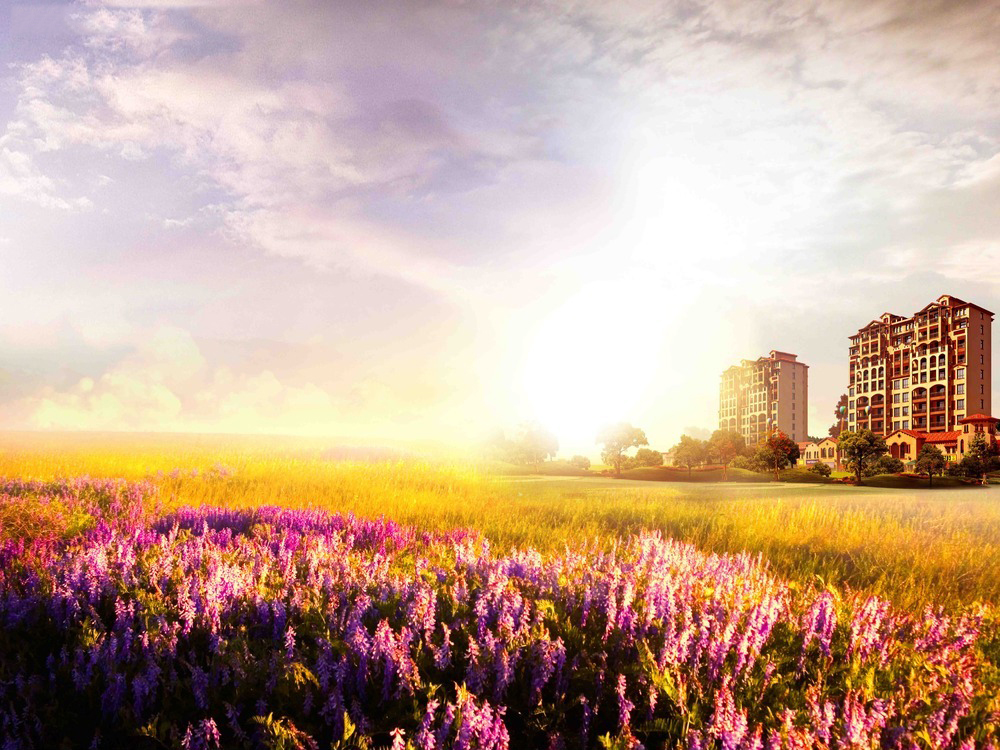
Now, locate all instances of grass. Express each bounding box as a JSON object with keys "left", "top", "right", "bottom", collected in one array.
[{"left": 2, "top": 431, "right": 1000, "bottom": 613}]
